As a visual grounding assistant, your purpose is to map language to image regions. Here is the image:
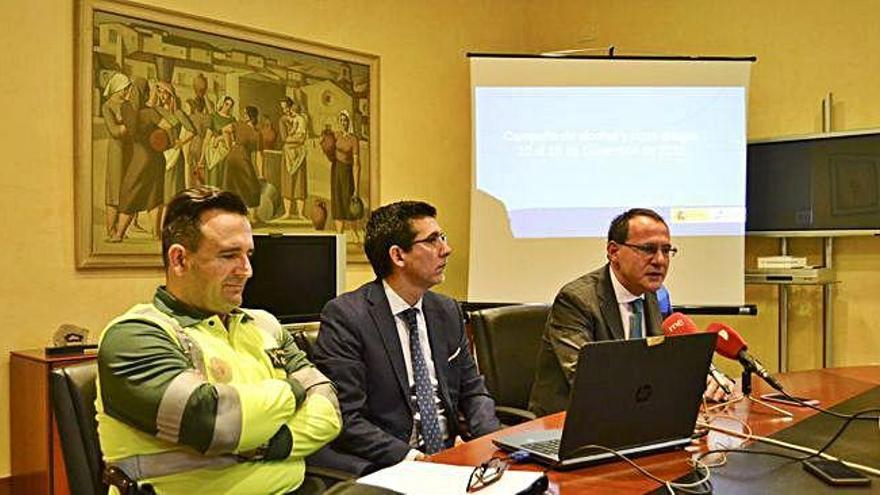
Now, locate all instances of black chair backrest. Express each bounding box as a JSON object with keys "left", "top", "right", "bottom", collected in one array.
[
  {"left": 469, "top": 304, "right": 550, "bottom": 410},
  {"left": 51, "top": 361, "right": 106, "bottom": 495},
  {"left": 288, "top": 321, "right": 321, "bottom": 359}
]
